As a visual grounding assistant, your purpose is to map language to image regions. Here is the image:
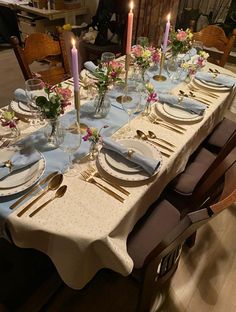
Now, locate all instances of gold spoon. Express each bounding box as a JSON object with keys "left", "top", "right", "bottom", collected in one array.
[
  {"left": 148, "top": 130, "right": 176, "bottom": 148},
  {"left": 29, "top": 185, "right": 67, "bottom": 217},
  {"left": 136, "top": 130, "right": 171, "bottom": 157},
  {"left": 17, "top": 173, "right": 63, "bottom": 217}
]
